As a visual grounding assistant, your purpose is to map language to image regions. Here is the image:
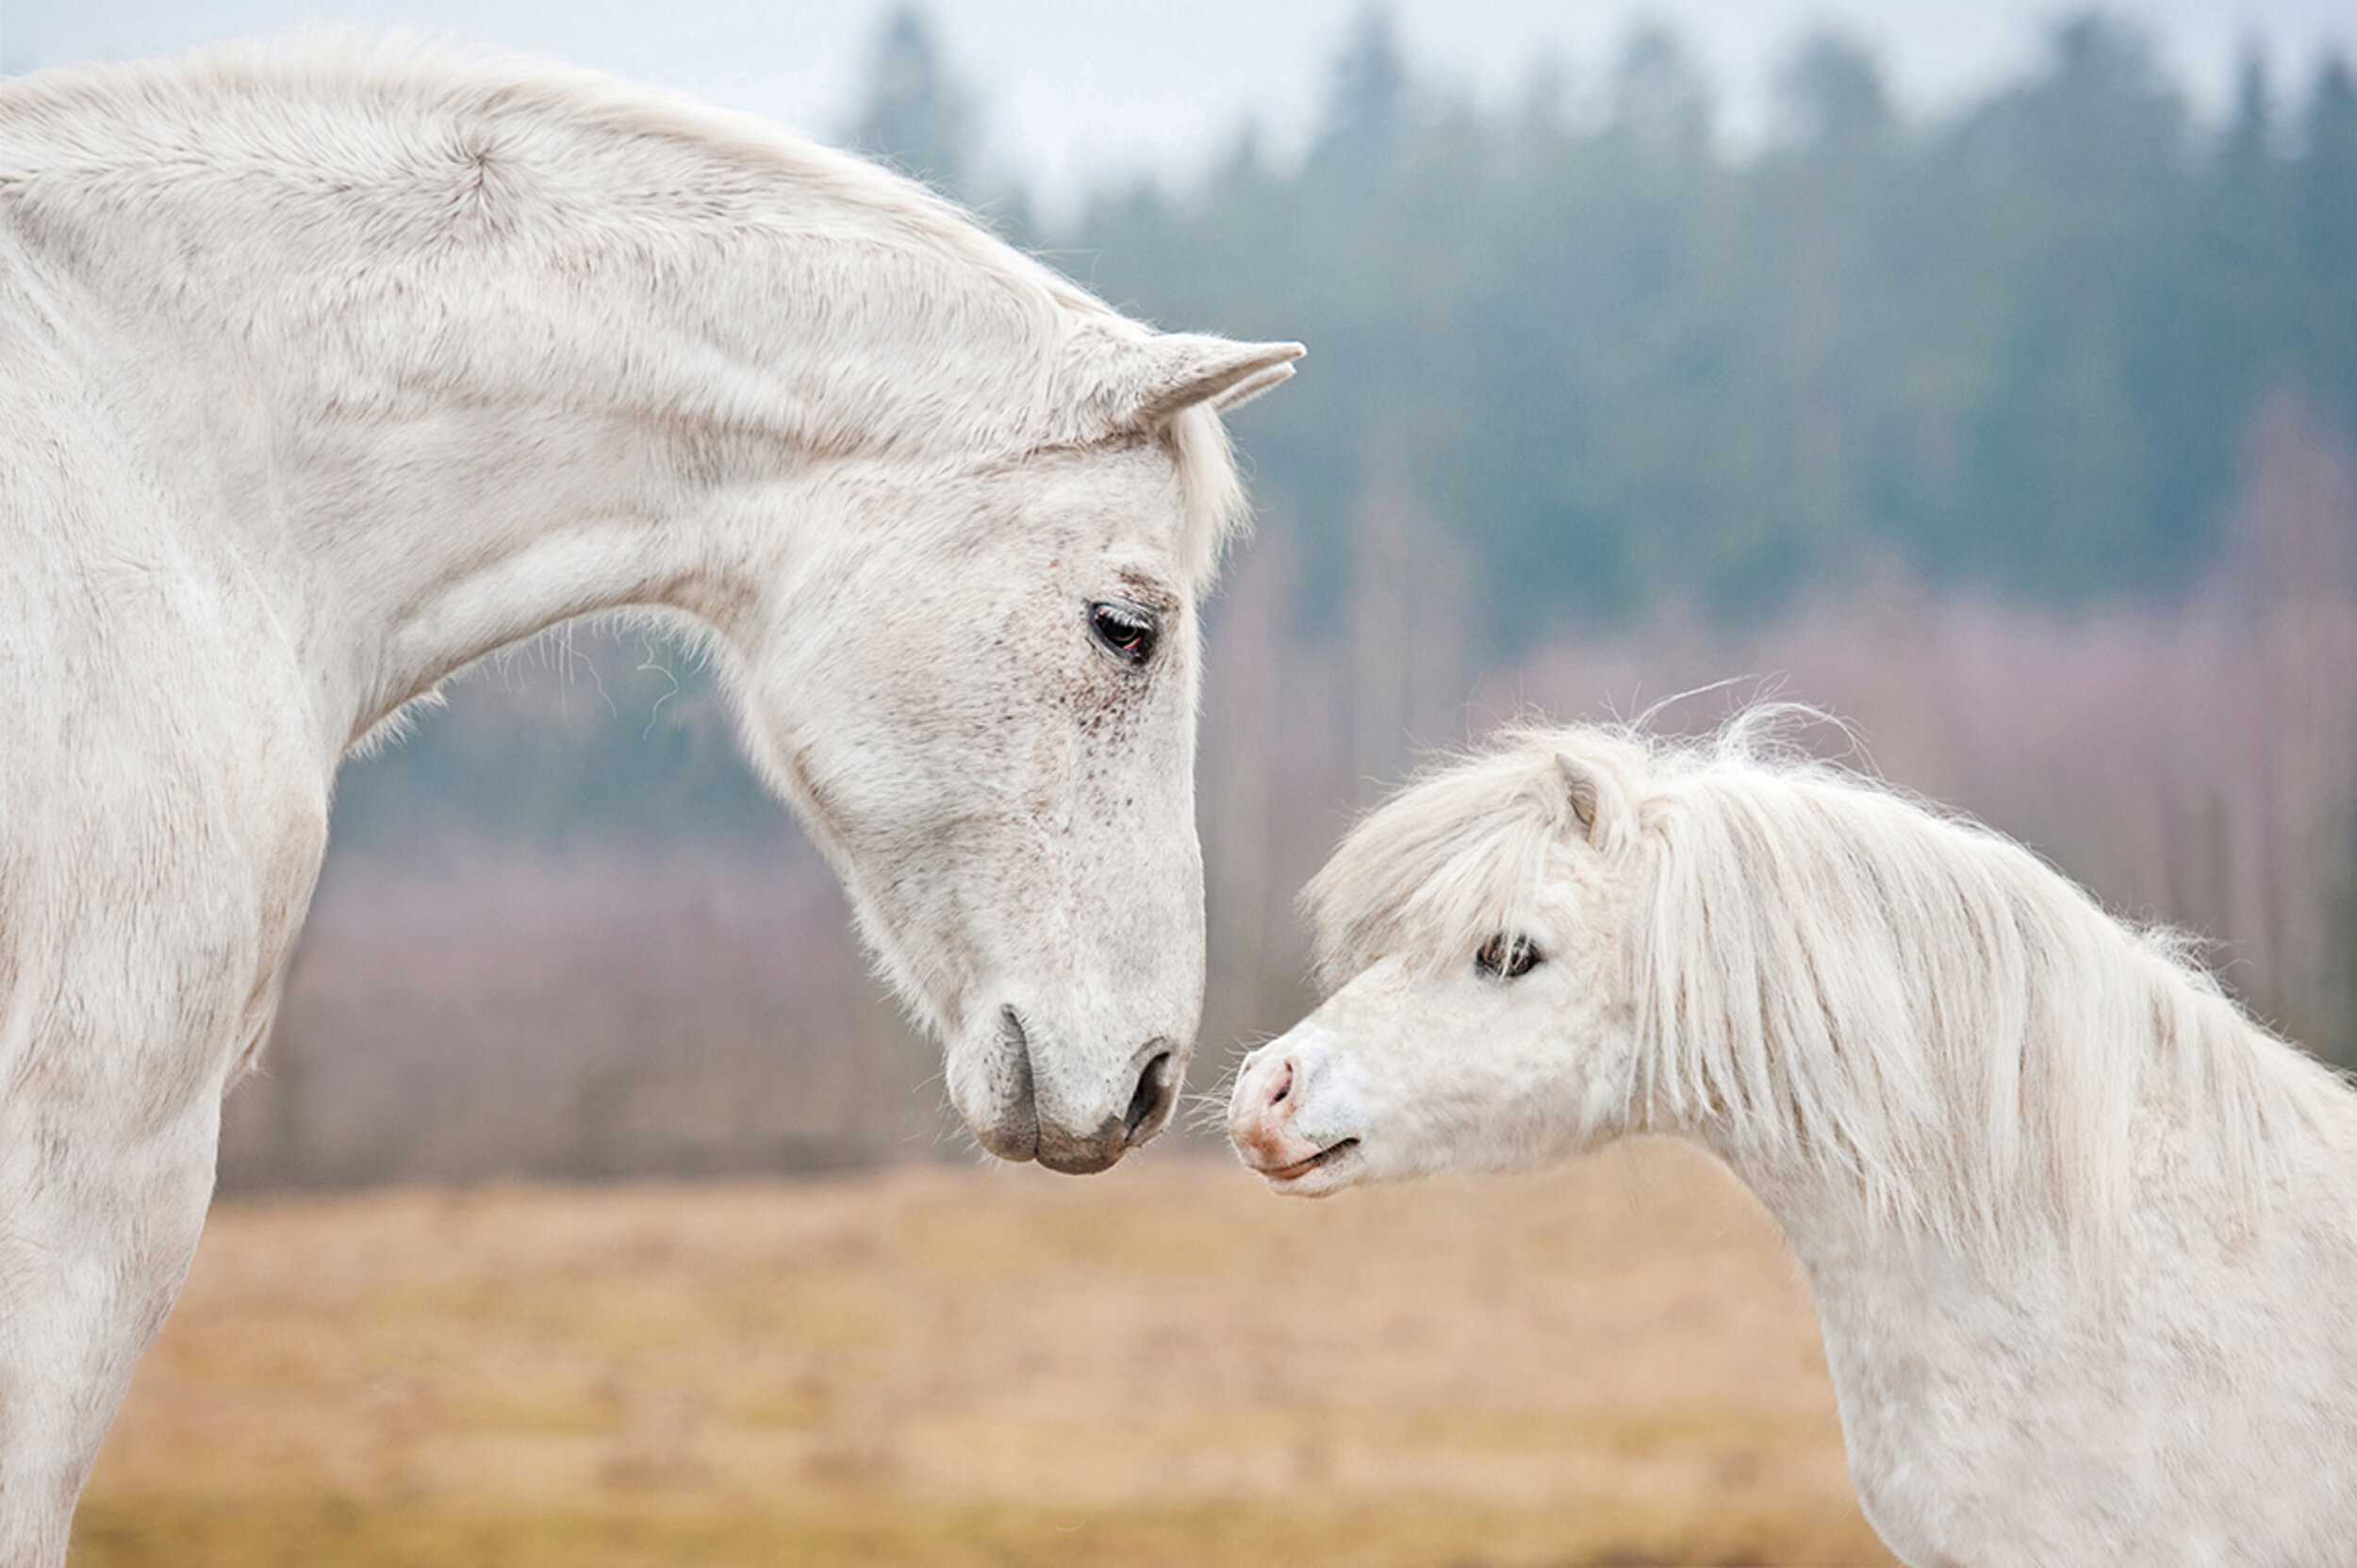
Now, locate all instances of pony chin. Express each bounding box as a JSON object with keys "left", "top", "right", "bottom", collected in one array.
[{"left": 1261, "top": 1143, "right": 1368, "bottom": 1198}]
